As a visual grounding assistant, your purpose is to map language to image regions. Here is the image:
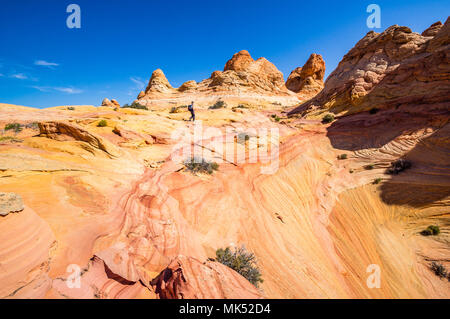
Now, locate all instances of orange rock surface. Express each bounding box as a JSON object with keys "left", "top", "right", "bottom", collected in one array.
[{"left": 0, "top": 20, "right": 449, "bottom": 299}]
